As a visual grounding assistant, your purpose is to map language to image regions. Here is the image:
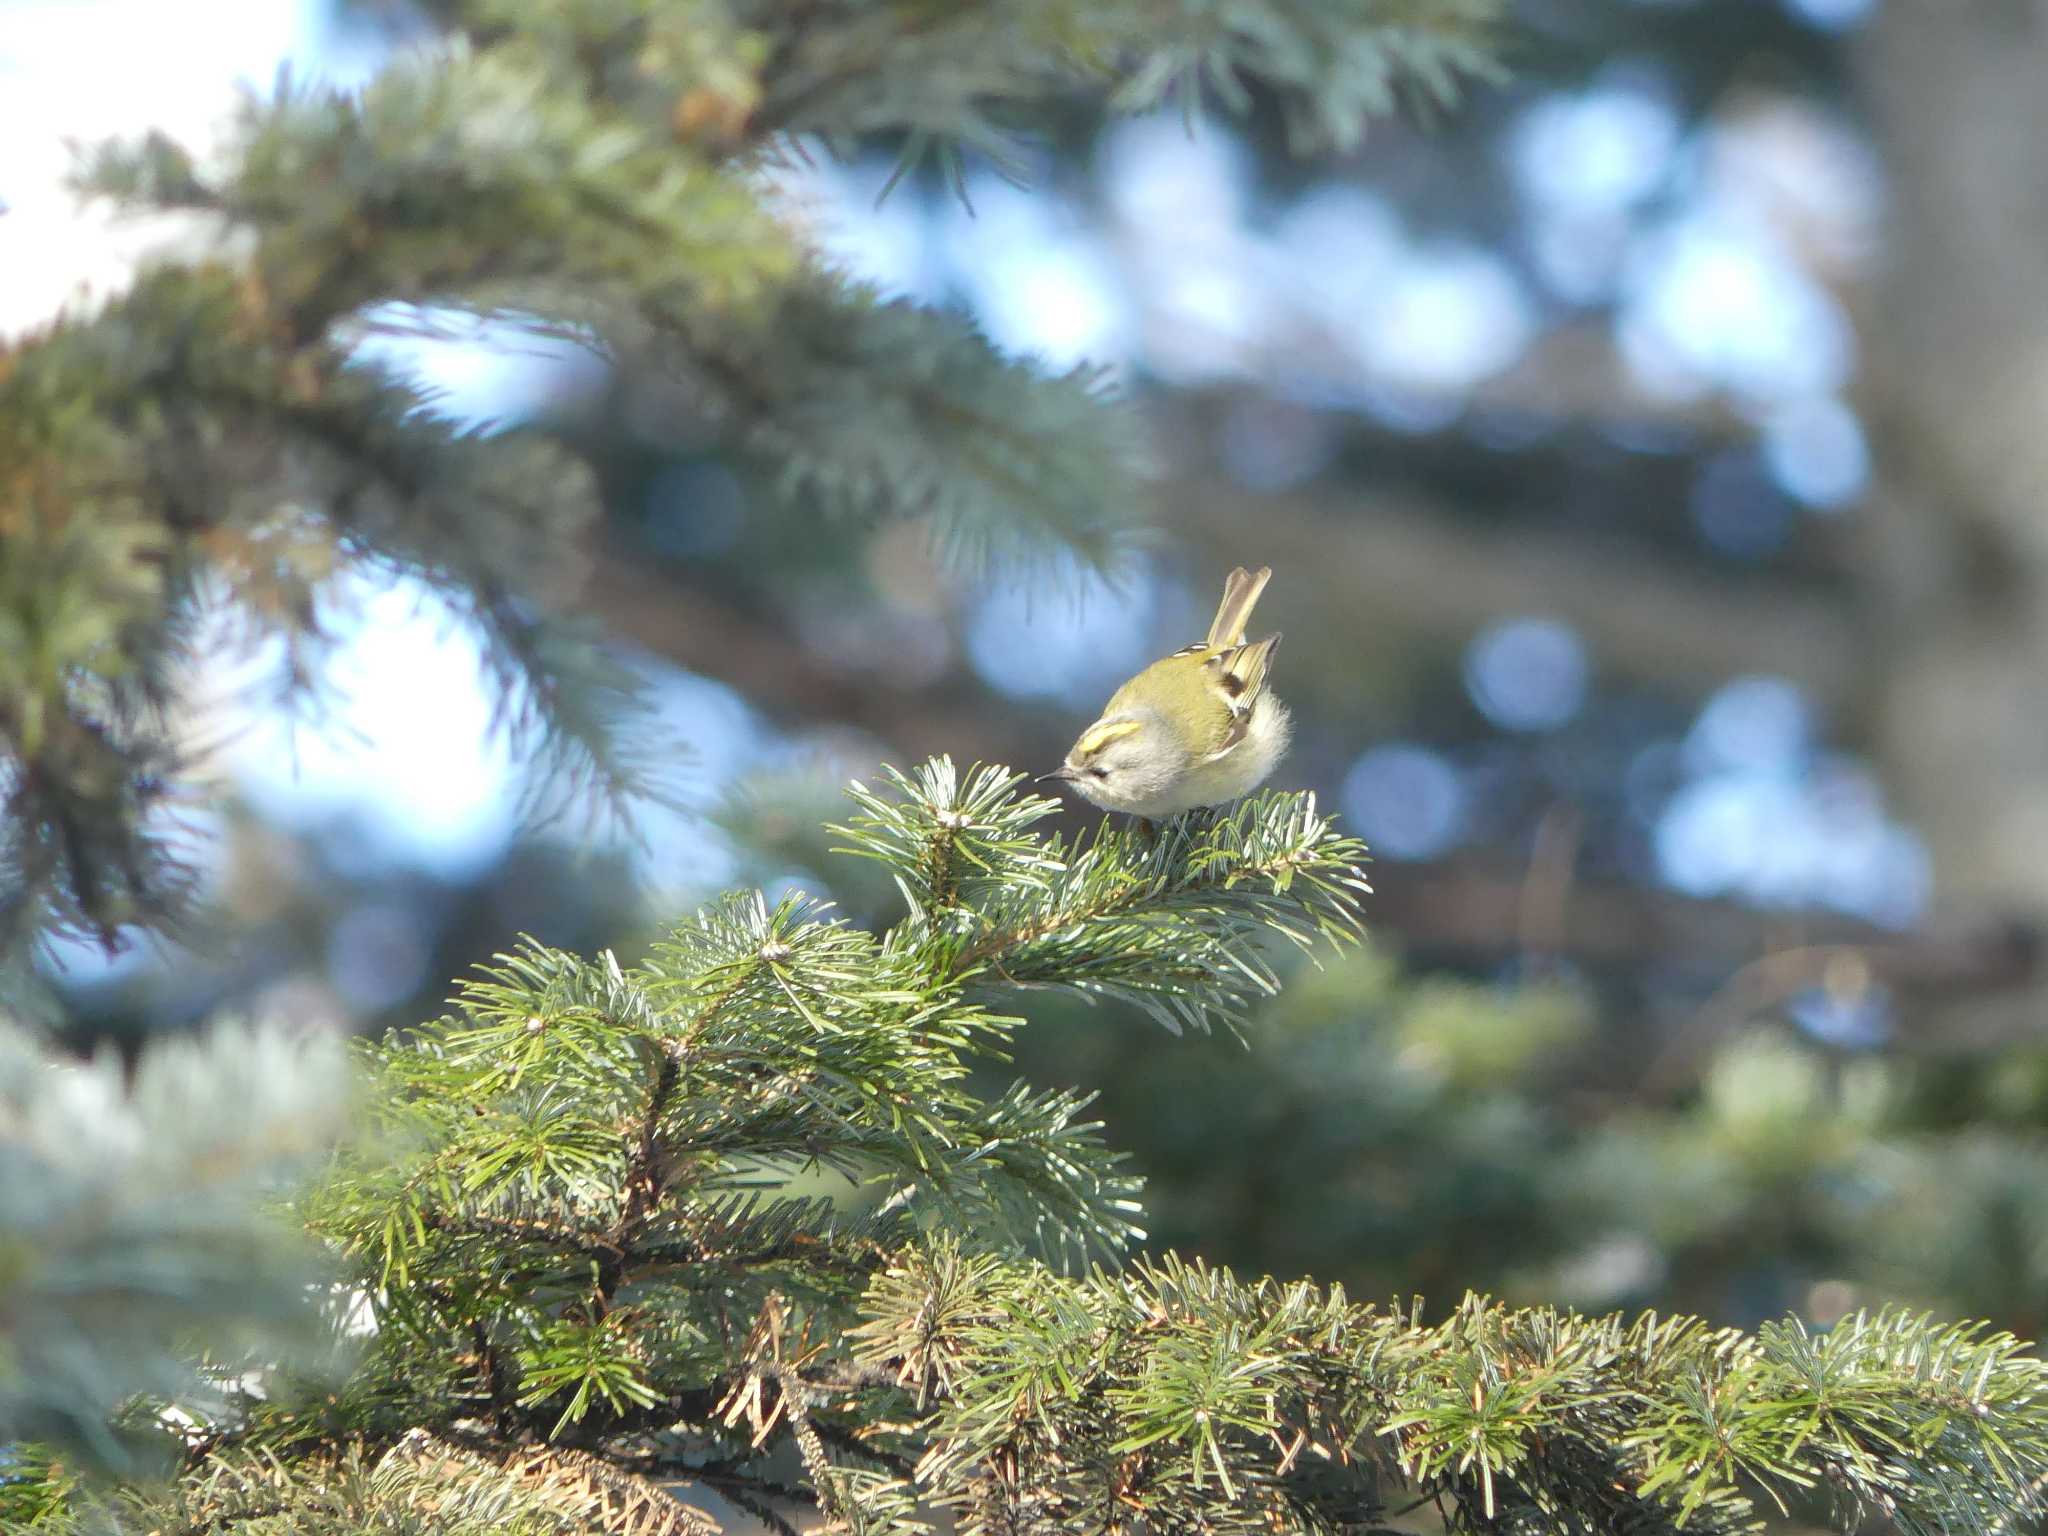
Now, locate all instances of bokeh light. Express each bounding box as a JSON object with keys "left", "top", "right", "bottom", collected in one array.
[
  {"left": 942, "top": 174, "right": 1134, "bottom": 369},
  {"left": 1782, "top": 0, "right": 1877, "bottom": 32},
  {"left": 1361, "top": 246, "right": 1536, "bottom": 396},
  {"left": 1509, "top": 79, "right": 1678, "bottom": 215},
  {"left": 1464, "top": 619, "right": 1591, "bottom": 733},
  {"left": 1685, "top": 675, "right": 1810, "bottom": 775},
  {"left": 1656, "top": 678, "right": 1930, "bottom": 923},
  {"left": 966, "top": 560, "right": 1157, "bottom": 707},
  {"left": 1690, "top": 451, "right": 1797, "bottom": 561},
  {"left": 780, "top": 153, "right": 944, "bottom": 303},
  {"left": 1762, "top": 395, "right": 1869, "bottom": 509},
  {"left": 1274, "top": 183, "right": 1405, "bottom": 326},
  {"left": 1097, "top": 111, "right": 1254, "bottom": 233},
  {"left": 1342, "top": 744, "right": 1467, "bottom": 861},
  {"left": 1788, "top": 979, "right": 1894, "bottom": 1049},
  {"left": 1619, "top": 211, "right": 1854, "bottom": 403}
]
